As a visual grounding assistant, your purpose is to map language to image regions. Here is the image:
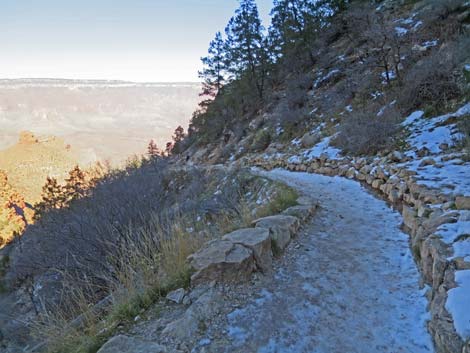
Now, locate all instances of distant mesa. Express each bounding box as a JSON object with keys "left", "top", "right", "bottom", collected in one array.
[{"left": 18, "top": 131, "right": 39, "bottom": 145}]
